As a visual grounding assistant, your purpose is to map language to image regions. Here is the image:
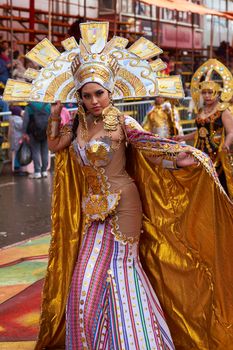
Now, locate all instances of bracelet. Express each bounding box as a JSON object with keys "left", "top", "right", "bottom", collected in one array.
[{"left": 161, "top": 158, "right": 181, "bottom": 170}]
